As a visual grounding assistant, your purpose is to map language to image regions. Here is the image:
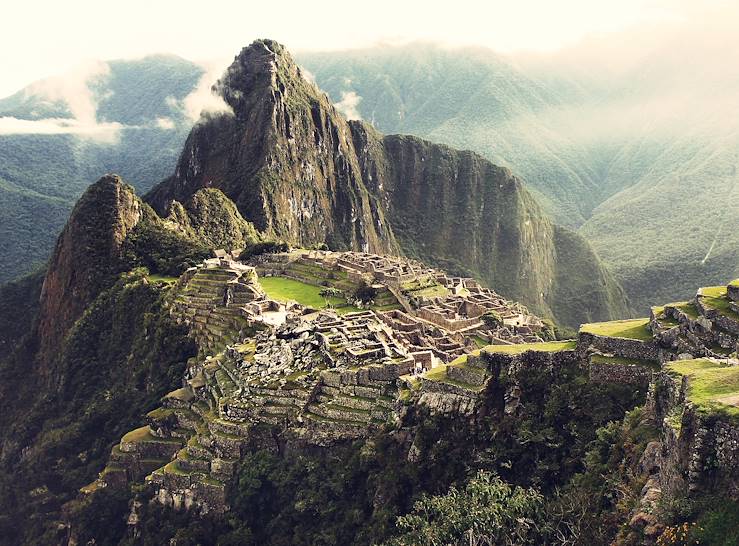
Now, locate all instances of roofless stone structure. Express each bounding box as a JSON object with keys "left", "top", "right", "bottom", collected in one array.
[{"left": 84, "top": 251, "right": 739, "bottom": 515}]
